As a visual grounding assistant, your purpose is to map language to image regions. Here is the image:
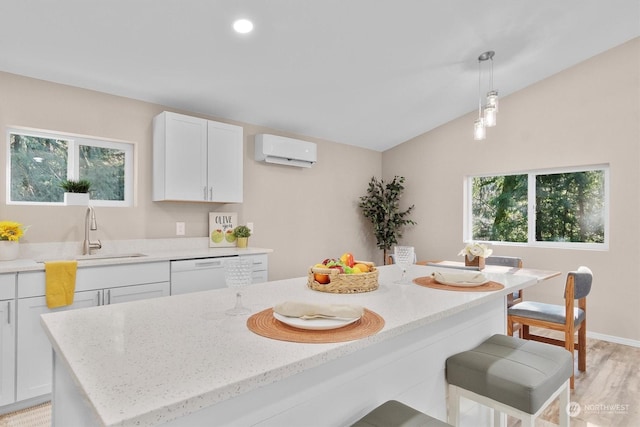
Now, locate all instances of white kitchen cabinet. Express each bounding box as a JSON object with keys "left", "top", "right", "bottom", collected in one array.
[
  {"left": 15, "top": 263, "right": 170, "bottom": 402},
  {"left": 241, "top": 254, "right": 269, "bottom": 284},
  {"left": 153, "top": 111, "right": 243, "bottom": 202},
  {"left": 0, "top": 274, "right": 16, "bottom": 407},
  {"left": 171, "top": 254, "right": 269, "bottom": 295},
  {"left": 16, "top": 290, "right": 98, "bottom": 401}
]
